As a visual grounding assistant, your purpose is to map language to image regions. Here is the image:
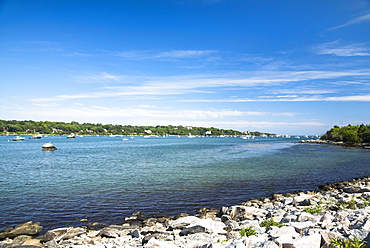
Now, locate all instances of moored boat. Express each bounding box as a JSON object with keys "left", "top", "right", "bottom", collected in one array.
[
  {"left": 29, "top": 134, "right": 42, "bottom": 139},
  {"left": 42, "top": 142, "right": 57, "bottom": 150},
  {"left": 12, "top": 136, "right": 25, "bottom": 141},
  {"left": 67, "top": 133, "right": 76, "bottom": 138}
]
